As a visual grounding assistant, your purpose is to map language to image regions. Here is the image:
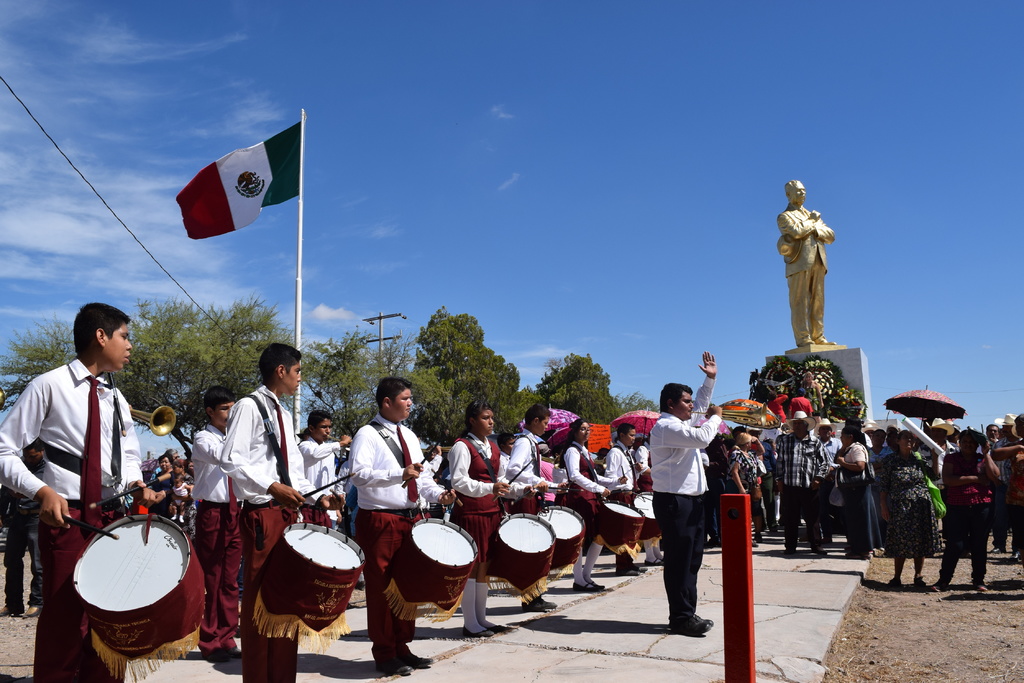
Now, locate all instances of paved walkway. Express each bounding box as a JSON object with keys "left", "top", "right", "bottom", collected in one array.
[{"left": 30, "top": 531, "right": 866, "bottom": 683}]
